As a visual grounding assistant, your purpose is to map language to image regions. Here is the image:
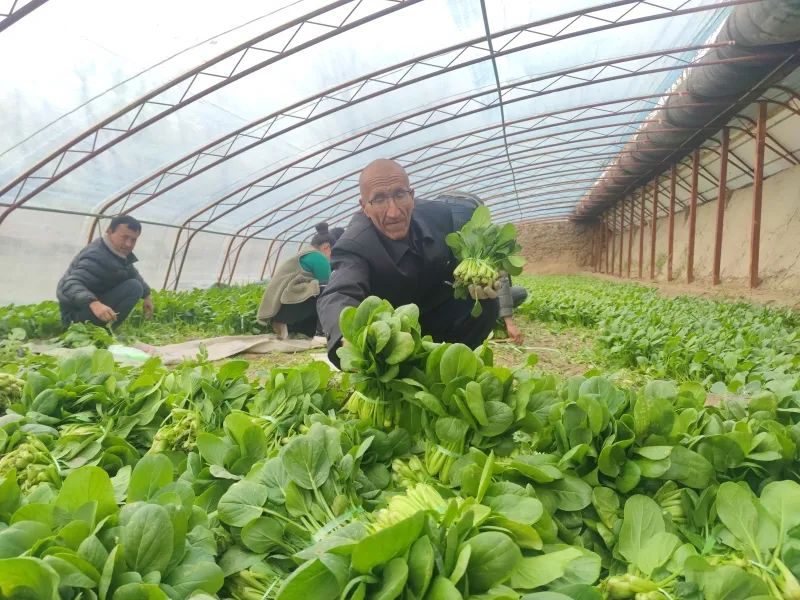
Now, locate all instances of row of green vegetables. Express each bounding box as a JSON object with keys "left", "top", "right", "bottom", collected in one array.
[
  {"left": 0, "top": 284, "right": 269, "bottom": 344},
  {"left": 517, "top": 276, "right": 800, "bottom": 390},
  {"left": 2, "top": 296, "right": 800, "bottom": 599}
]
